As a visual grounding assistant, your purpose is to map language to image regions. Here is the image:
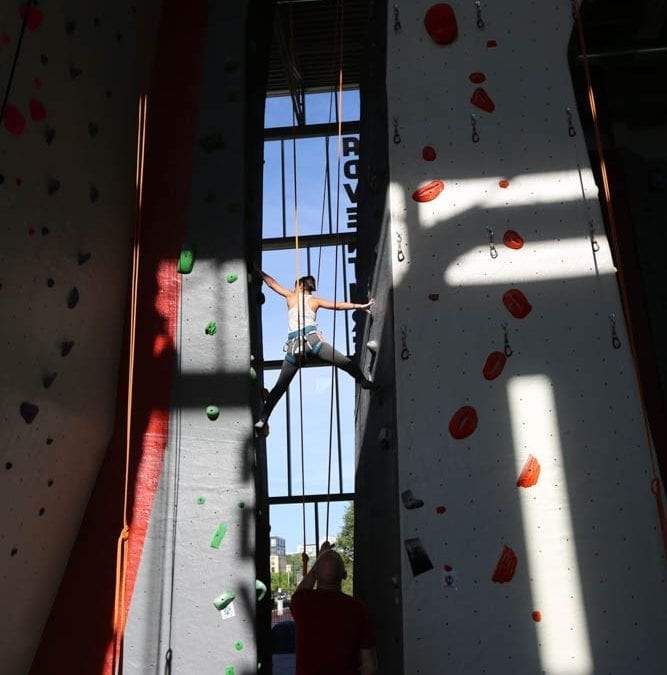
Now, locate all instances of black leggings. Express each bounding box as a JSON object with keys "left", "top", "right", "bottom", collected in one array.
[{"left": 260, "top": 341, "right": 366, "bottom": 422}]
